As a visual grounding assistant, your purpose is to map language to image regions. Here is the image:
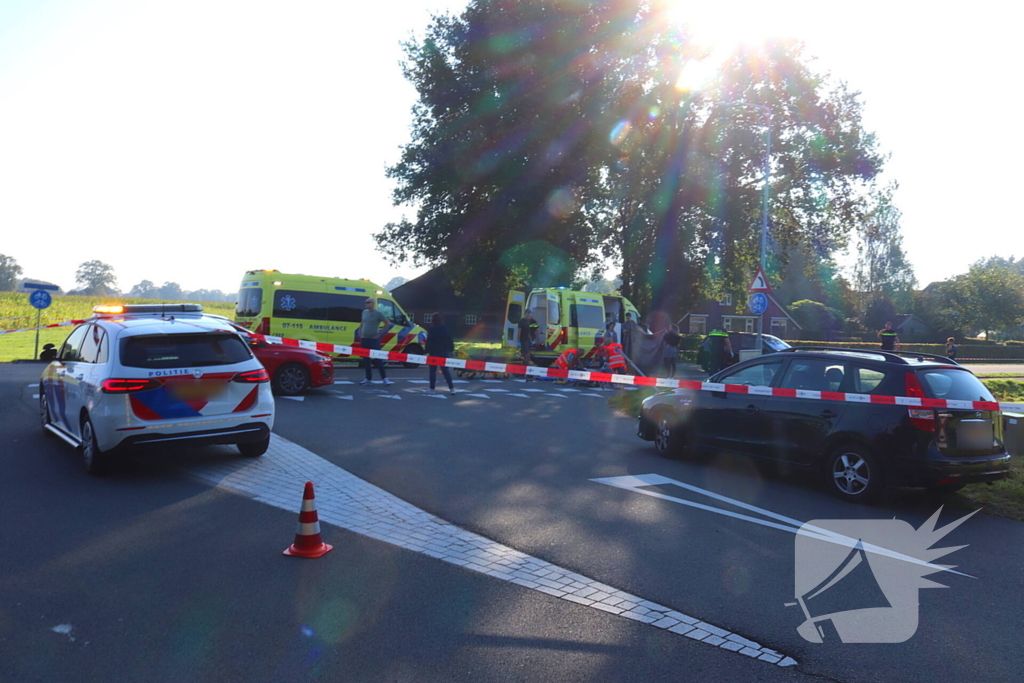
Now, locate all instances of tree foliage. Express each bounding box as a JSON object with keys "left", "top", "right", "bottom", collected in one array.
[
  {"left": 849, "top": 183, "right": 916, "bottom": 311},
  {"left": 380, "top": 0, "right": 885, "bottom": 313},
  {"left": 75, "top": 260, "right": 118, "bottom": 295},
  {"left": 943, "top": 259, "right": 1024, "bottom": 337},
  {"left": 0, "top": 254, "right": 23, "bottom": 291},
  {"left": 789, "top": 299, "right": 844, "bottom": 334}
]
